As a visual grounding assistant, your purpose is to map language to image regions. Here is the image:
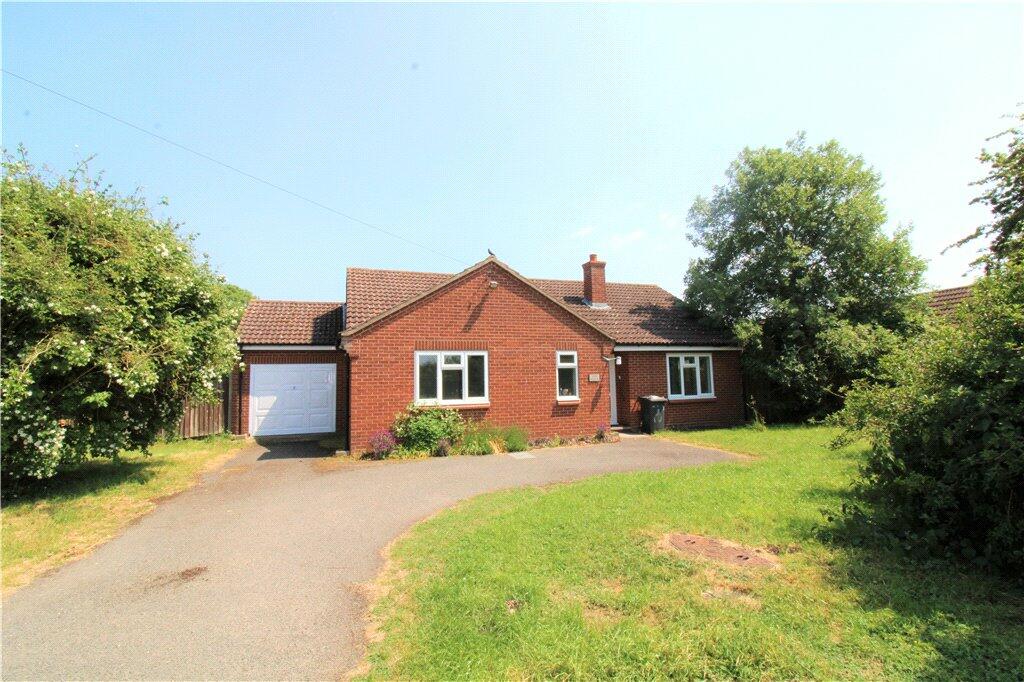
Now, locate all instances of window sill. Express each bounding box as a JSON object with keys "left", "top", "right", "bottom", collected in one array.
[
  {"left": 415, "top": 401, "right": 490, "bottom": 410},
  {"left": 668, "top": 396, "right": 717, "bottom": 403},
  {"left": 453, "top": 402, "right": 490, "bottom": 410},
  {"left": 556, "top": 398, "right": 581, "bottom": 405}
]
